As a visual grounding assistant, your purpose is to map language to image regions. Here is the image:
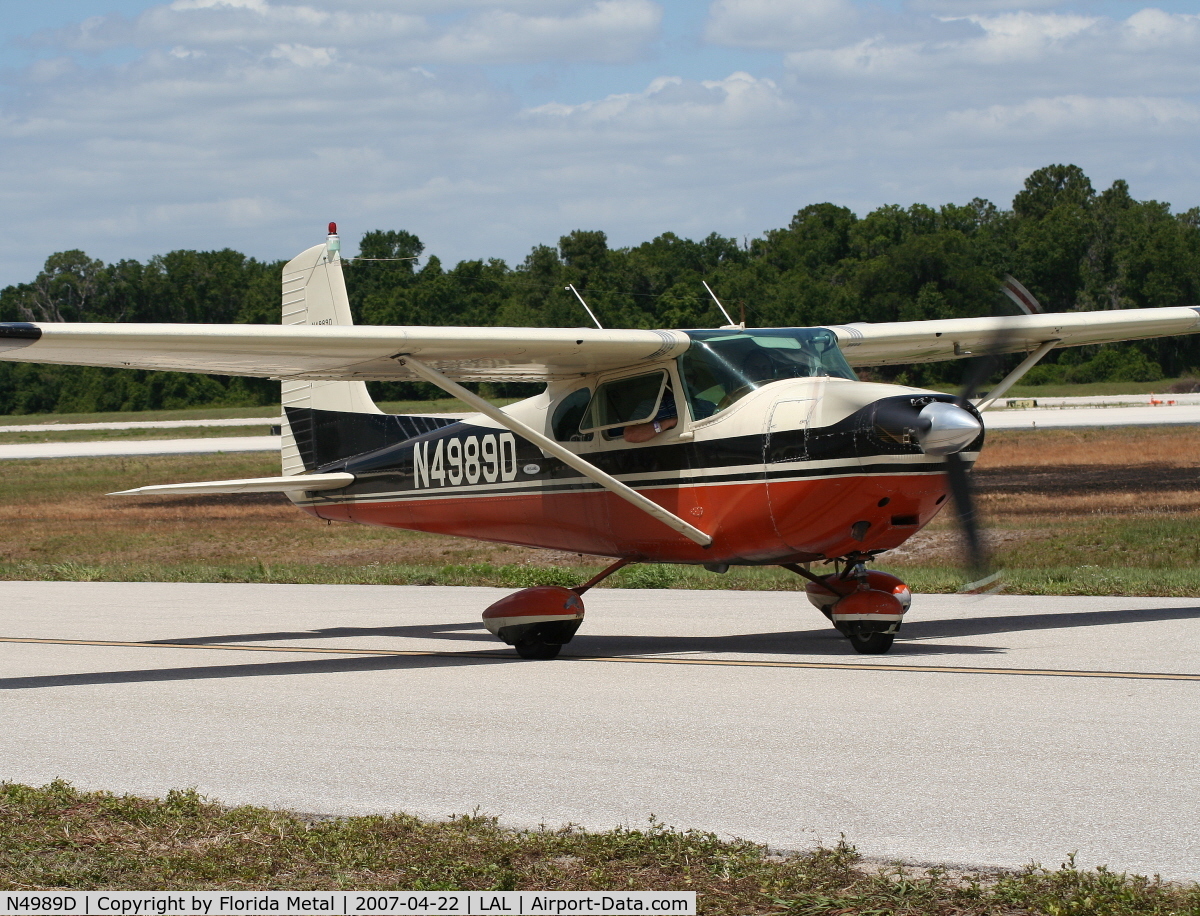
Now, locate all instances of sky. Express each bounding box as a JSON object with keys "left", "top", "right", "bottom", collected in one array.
[{"left": 1, "top": 0, "right": 1199, "bottom": 286}]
